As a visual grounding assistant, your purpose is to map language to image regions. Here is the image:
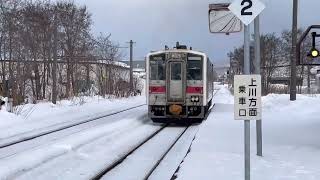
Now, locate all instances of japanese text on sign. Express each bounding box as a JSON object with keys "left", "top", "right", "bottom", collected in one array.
[{"left": 234, "top": 75, "right": 262, "bottom": 120}]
